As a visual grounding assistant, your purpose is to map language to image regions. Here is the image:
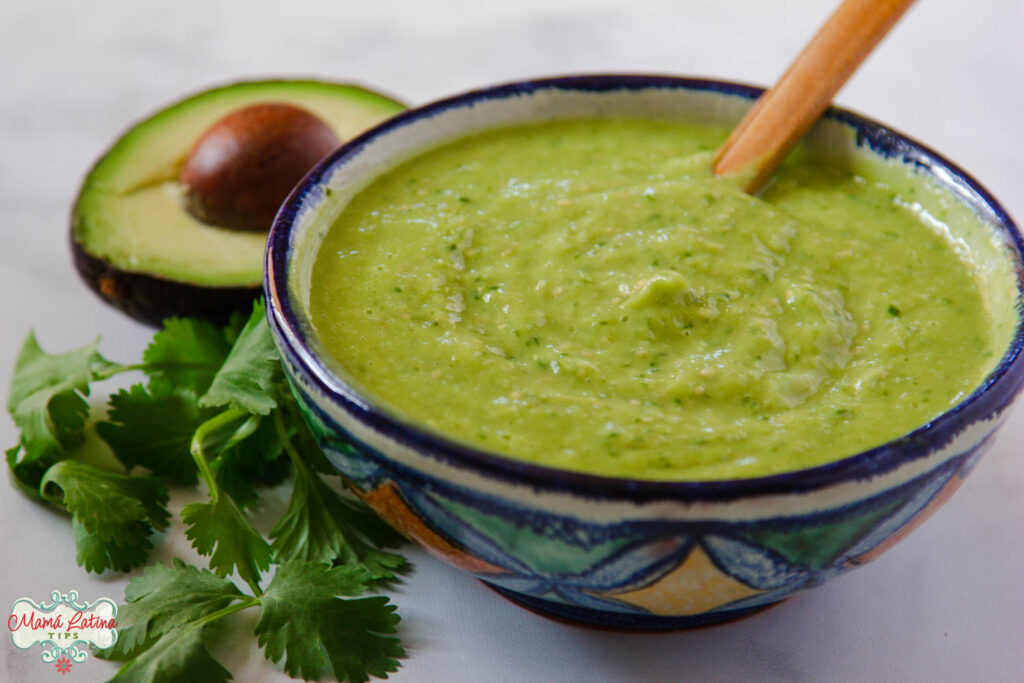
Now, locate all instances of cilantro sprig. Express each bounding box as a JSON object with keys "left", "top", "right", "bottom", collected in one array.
[
  {"left": 5, "top": 301, "right": 410, "bottom": 682},
  {"left": 96, "top": 559, "right": 402, "bottom": 683}
]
